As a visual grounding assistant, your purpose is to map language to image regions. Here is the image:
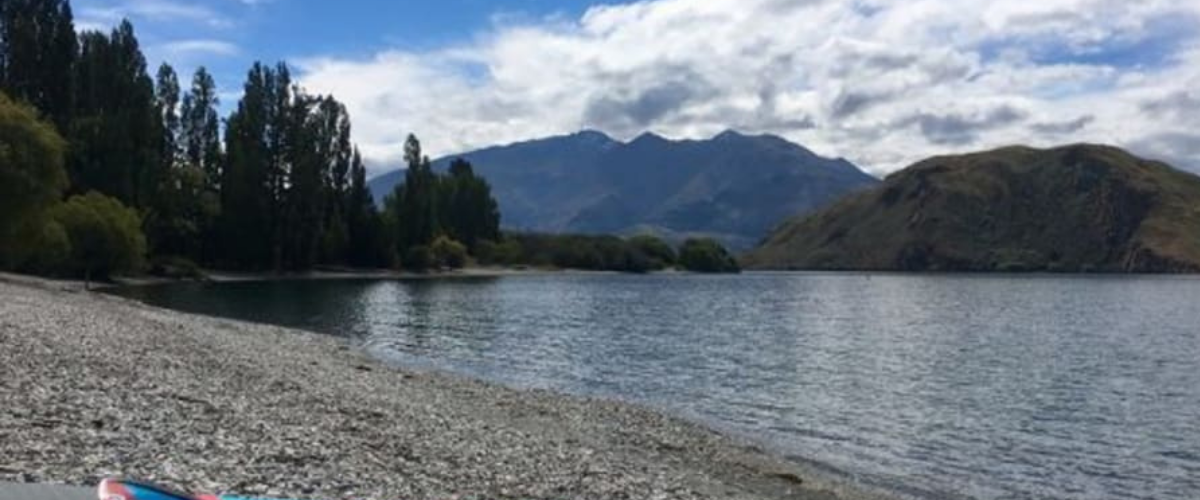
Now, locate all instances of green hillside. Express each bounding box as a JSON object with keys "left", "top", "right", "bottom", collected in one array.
[{"left": 743, "top": 144, "right": 1200, "bottom": 273}]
